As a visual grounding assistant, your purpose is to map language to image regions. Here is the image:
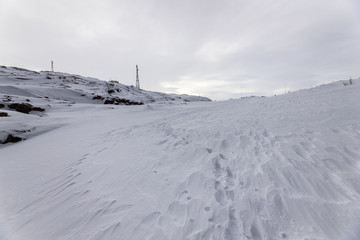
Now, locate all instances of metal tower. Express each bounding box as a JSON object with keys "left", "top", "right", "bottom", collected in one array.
[
  {"left": 136, "top": 65, "right": 140, "bottom": 89},
  {"left": 51, "top": 61, "right": 54, "bottom": 72}
]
